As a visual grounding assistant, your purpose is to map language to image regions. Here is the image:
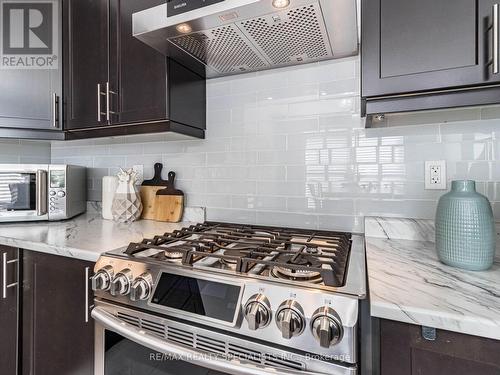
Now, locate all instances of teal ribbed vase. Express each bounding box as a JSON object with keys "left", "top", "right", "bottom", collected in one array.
[{"left": 435, "top": 180, "right": 495, "bottom": 271}]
